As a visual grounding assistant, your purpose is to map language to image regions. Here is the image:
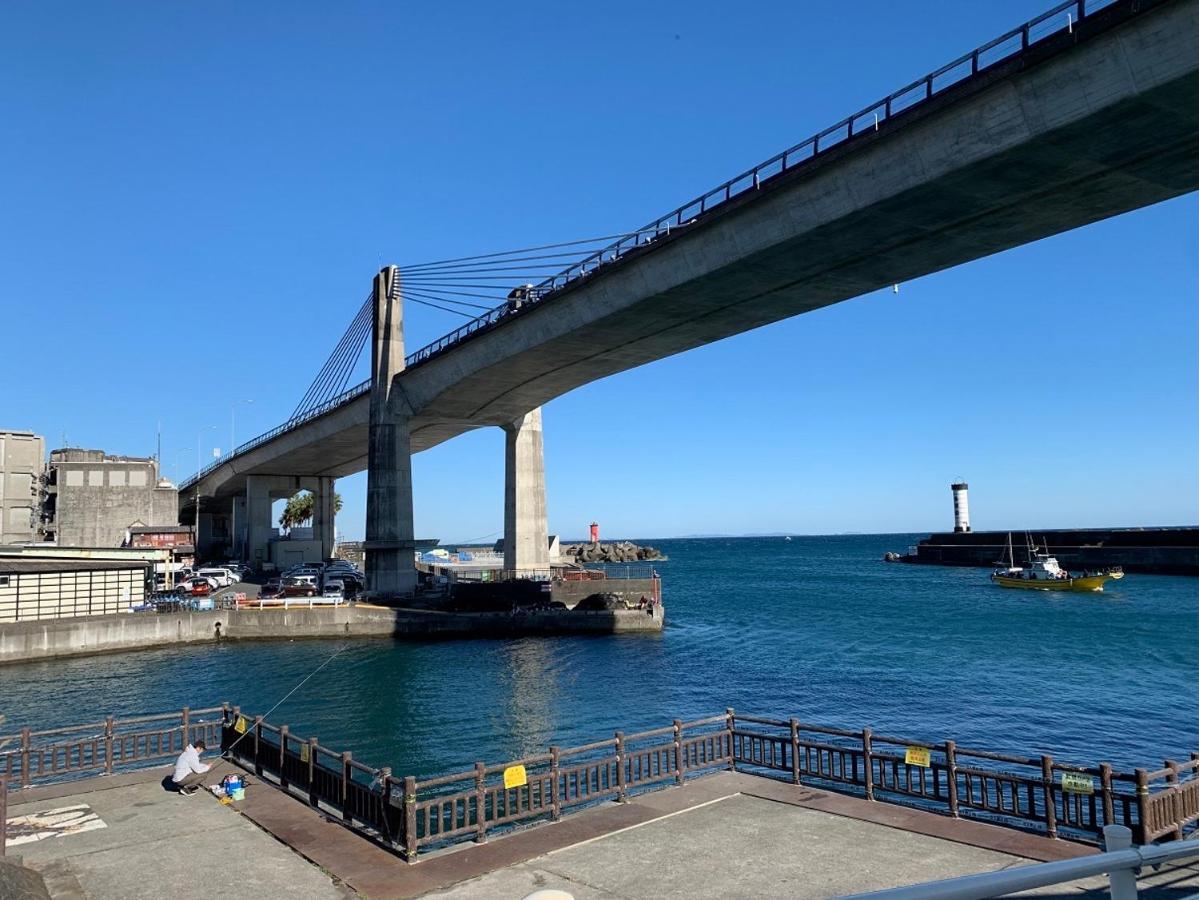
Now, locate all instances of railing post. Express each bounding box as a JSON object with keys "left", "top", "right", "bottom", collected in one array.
[
  {"left": 341, "top": 752, "right": 352, "bottom": 822},
  {"left": 1100, "top": 762, "right": 1115, "bottom": 827},
  {"left": 1165, "top": 760, "right": 1183, "bottom": 840},
  {"left": 673, "top": 719, "right": 684, "bottom": 785},
  {"left": 862, "top": 728, "right": 875, "bottom": 801},
  {"left": 1042, "top": 755, "right": 1058, "bottom": 839},
  {"left": 307, "top": 737, "right": 318, "bottom": 806},
  {"left": 279, "top": 726, "right": 290, "bottom": 789},
  {"left": 550, "top": 746, "right": 562, "bottom": 820},
  {"left": 615, "top": 732, "right": 628, "bottom": 802},
  {"left": 253, "top": 716, "right": 263, "bottom": 776},
  {"left": 945, "top": 740, "right": 960, "bottom": 818},
  {"left": 474, "top": 762, "right": 488, "bottom": 843},
  {"left": 181, "top": 706, "right": 190, "bottom": 751},
  {"left": 789, "top": 718, "right": 801, "bottom": 785},
  {"left": 20, "top": 727, "right": 31, "bottom": 788},
  {"left": 1, "top": 777, "right": 7, "bottom": 858},
  {"left": 726, "top": 708, "right": 736, "bottom": 772},
  {"left": 227, "top": 705, "right": 241, "bottom": 754},
  {"left": 1103, "top": 824, "right": 1139, "bottom": 900},
  {"left": 378, "top": 766, "right": 393, "bottom": 842},
  {"left": 1135, "top": 768, "right": 1150, "bottom": 844},
  {"left": 404, "top": 776, "right": 418, "bottom": 862},
  {"left": 104, "top": 716, "right": 115, "bottom": 775}
]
